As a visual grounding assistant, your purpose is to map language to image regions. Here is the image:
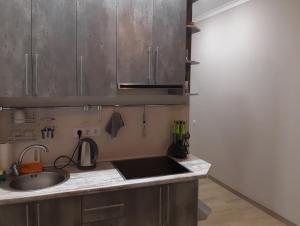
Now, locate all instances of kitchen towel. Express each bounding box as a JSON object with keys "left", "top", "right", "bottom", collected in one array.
[{"left": 105, "top": 112, "right": 125, "bottom": 138}]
